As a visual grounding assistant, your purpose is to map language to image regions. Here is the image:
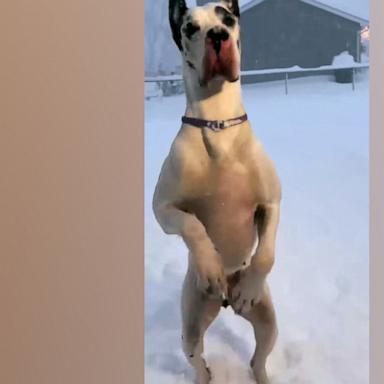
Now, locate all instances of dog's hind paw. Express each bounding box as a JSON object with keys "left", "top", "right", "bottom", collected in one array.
[
  {"left": 194, "top": 366, "right": 212, "bottom": 384},
  {"left": 253, "top": 369, "right": 270, "bottom": 384}
]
